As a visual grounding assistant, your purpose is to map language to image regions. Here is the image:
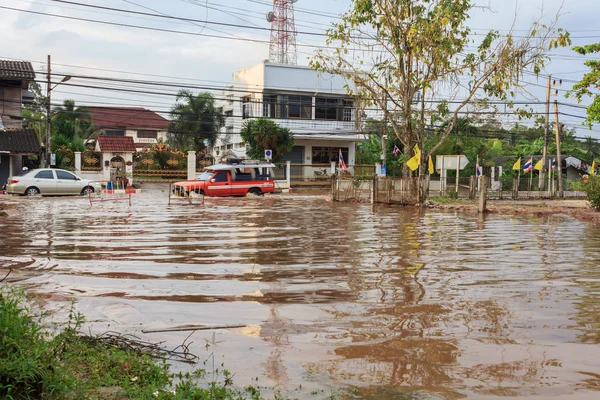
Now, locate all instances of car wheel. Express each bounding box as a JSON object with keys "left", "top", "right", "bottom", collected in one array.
[
  {"left": 81, "top": 186, "right": 95, "bottom": 196},
  {"left": 25, "top": 187, "right": 40, "bottom": 196},
  {"left": 248, "top": 188, "right": 263, "bottom": 196}
]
